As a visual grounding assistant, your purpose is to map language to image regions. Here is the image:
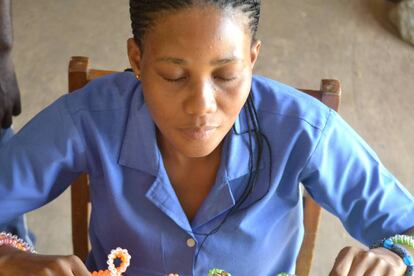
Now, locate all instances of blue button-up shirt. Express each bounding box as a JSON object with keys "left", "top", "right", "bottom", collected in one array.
[{"left": 1, "top": 73, "right": 414, "bottom": 275}]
